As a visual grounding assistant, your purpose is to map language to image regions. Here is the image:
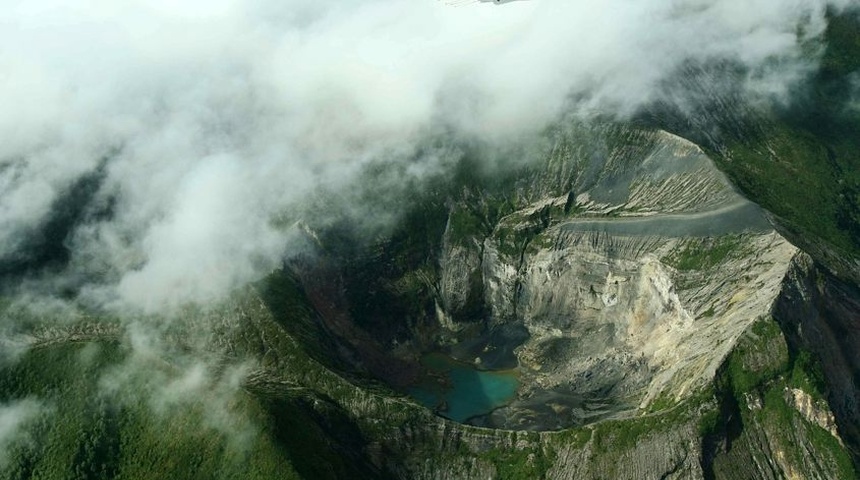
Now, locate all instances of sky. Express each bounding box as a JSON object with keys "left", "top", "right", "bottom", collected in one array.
[{"left": 0, "top": 0, "right": 856, "bottom": 313}]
